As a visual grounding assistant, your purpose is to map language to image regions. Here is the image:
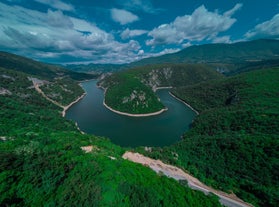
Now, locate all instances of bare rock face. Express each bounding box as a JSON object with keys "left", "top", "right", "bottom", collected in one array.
[
  {"left": 0, "top": 87, "right": 12, "bottom": 95},
  {"left": 122, "top": 90, "right": 148, "bottom": 109},
  {"left": 142, "top": 67, "right": 173, "bottom": 91}
]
